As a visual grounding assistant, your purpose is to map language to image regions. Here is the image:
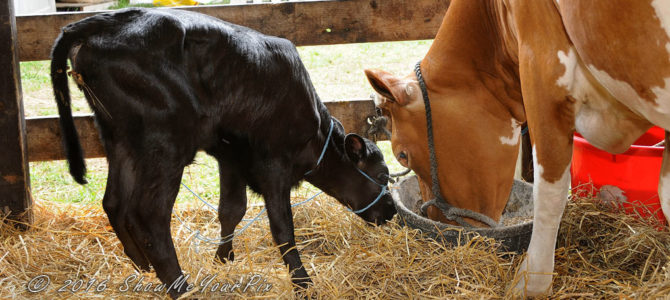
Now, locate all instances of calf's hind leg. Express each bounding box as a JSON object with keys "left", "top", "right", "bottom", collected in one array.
[
  {"left": 102, "top": 150, "right": 150, "bottom": 271},
  {"left": 215, "top": 159, "right": 248, "bottom": 262},
  {"left": 123, "top": 159, "right": 189, "bottom": 298}
]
